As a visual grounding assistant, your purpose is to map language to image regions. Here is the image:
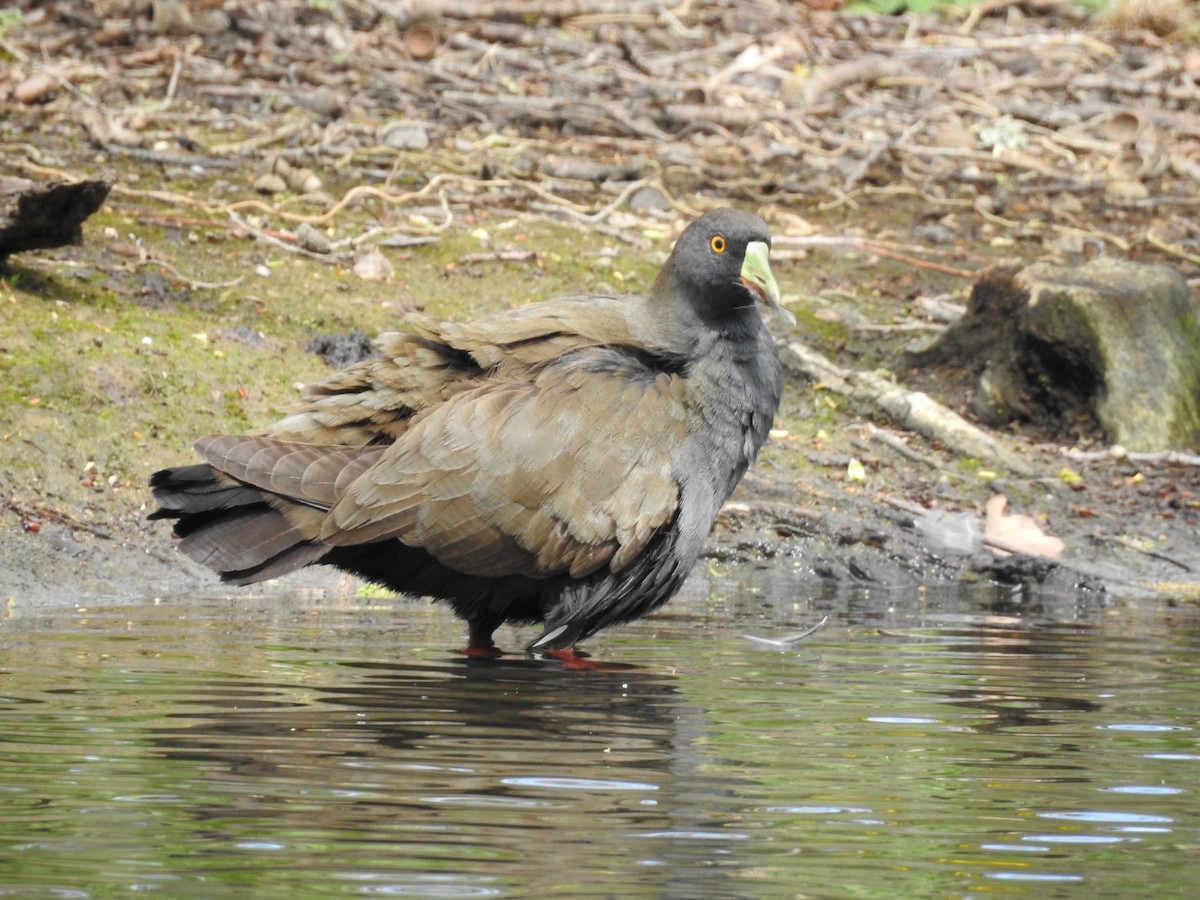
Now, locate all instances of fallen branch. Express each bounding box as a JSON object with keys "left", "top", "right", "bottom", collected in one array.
[
  {"left": 782, "top": 339, "right": 1030, "bottom": 471},
  {"left": 459, "top": 250, "right": 537, "bottom": 263},
  {"left": 228, "top": 211, "right": 351, "bottom": 264},
  {"left": 1146, "top": 229, "right": 1200, "bottom": 267},
  {"left": 1063, "top": 447, "right": 1200, "bottom": 467}
]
